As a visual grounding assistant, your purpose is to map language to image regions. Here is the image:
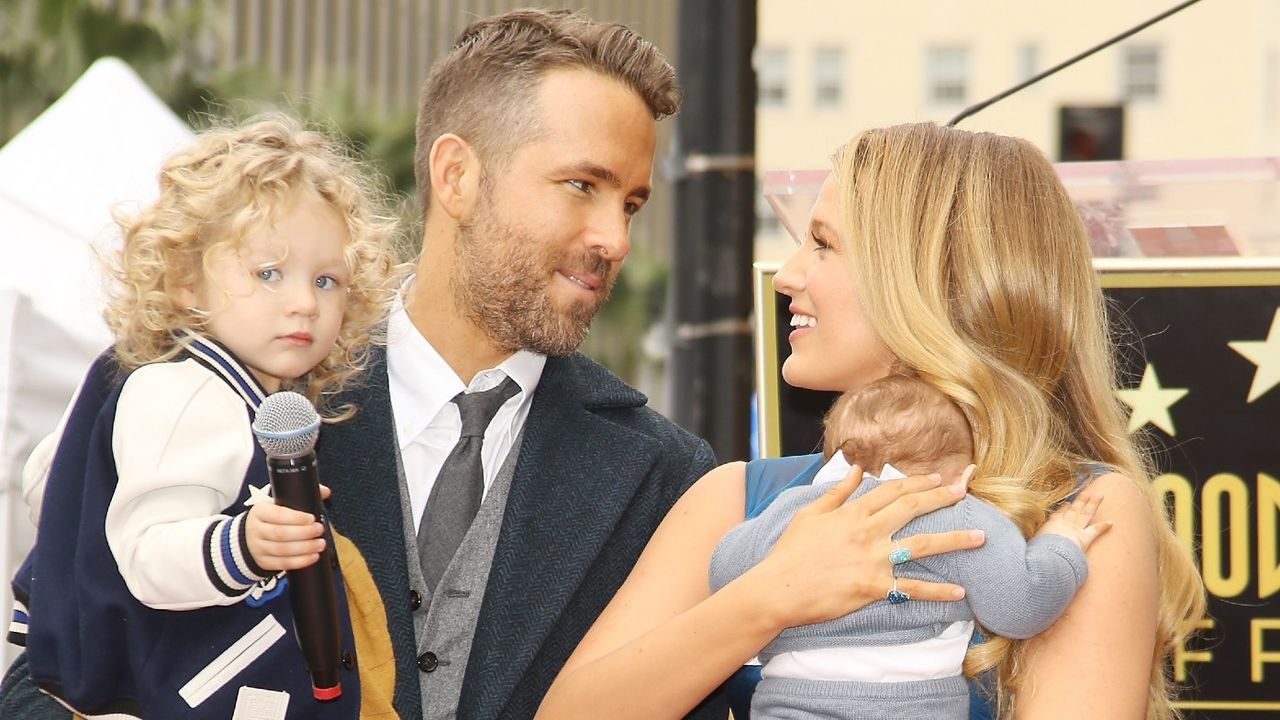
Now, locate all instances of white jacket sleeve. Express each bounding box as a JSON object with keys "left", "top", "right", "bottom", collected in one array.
[
  {"left": 105, "top": 360, "right": 271, "bottom": 610},
  {"left": 22, "top": 430, "right": 61, "bottom": 529},
  {"left": 21, "top": 372, "right": 91, "bottom": 528}
]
